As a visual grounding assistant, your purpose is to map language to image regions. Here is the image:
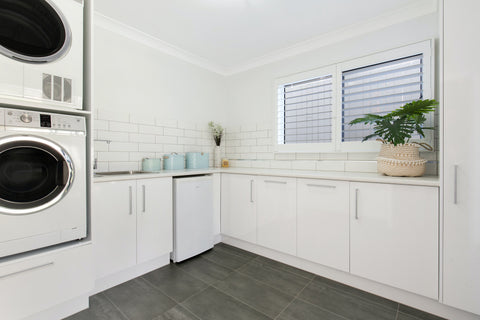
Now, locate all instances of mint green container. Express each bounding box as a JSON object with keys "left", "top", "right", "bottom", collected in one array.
[
  {"left": 142, "top": 158, "right": 162, "bottom": 172},
  {"left": 163, "top": 153, "right": 185, "bottom": 170},
  {"left": 186, "top": 152, "right": 209, "bottom": 169}
]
